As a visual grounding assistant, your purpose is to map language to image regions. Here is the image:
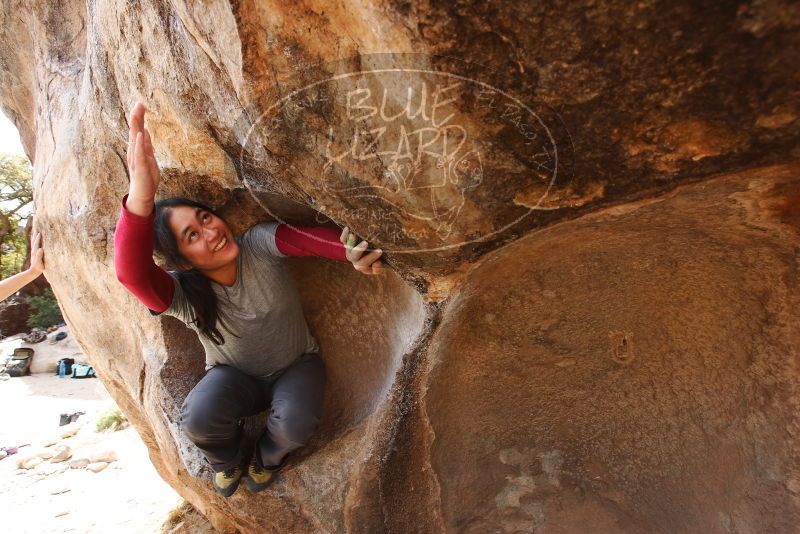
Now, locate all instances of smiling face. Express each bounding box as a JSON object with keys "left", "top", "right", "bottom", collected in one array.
[{"left": 166, "top": 205, "right": 240, "bottom": 271}]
